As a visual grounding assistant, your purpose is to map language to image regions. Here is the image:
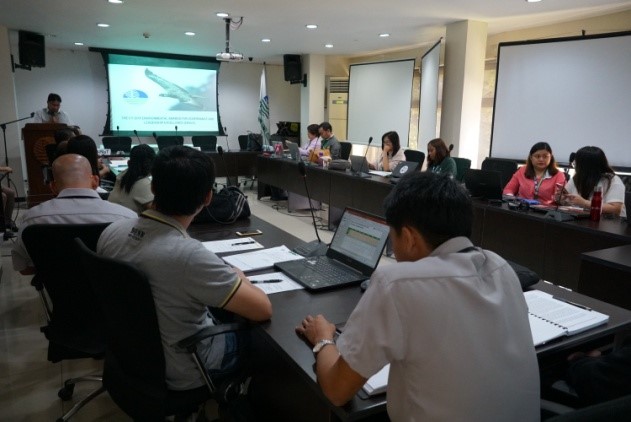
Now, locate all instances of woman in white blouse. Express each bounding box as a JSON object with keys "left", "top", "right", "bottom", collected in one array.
[{"left": 369, "top": 131, "right": 406, "bottom": 171}]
